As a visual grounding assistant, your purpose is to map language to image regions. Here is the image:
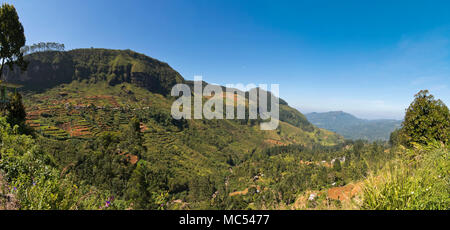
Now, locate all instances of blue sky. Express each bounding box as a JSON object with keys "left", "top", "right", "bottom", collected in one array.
[{"left": 3, "top": 0, "right": 450, "bottom": 119}]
